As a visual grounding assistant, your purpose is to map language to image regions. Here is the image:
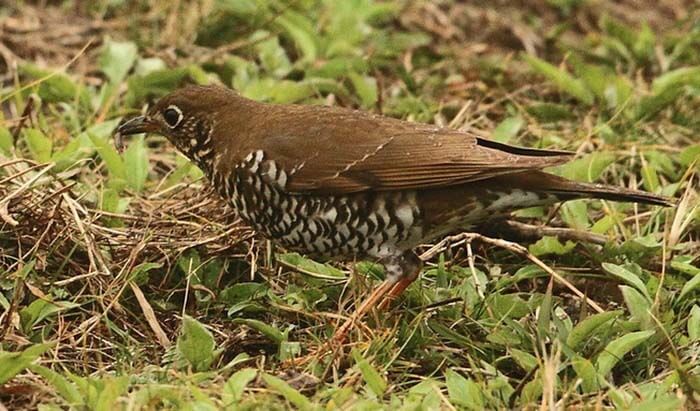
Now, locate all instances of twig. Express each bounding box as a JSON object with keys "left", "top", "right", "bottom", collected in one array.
[
  {"left": 419, "top": 232, "right": 606, "bottom": 314},
  {"left": 0, "top": 162, "right": 55, "bottom": 226},
  {"left": 130, "top": 282, "right": 171, "bottom": 348},
  {"left": 502, "top": 220, "right": 608, "bottom": 245},
  {"left": 11, "top": 95, "right": 34, "bottom": 142}
]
